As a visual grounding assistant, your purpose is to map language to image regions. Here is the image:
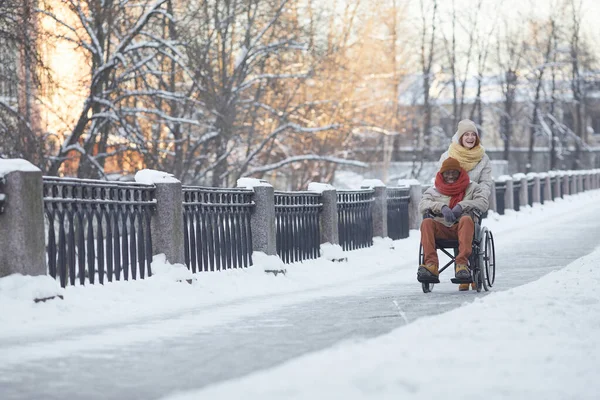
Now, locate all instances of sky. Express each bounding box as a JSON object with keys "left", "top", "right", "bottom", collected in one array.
[{"left": 1, "top": 181, "right": 600, "bottom": 399}]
